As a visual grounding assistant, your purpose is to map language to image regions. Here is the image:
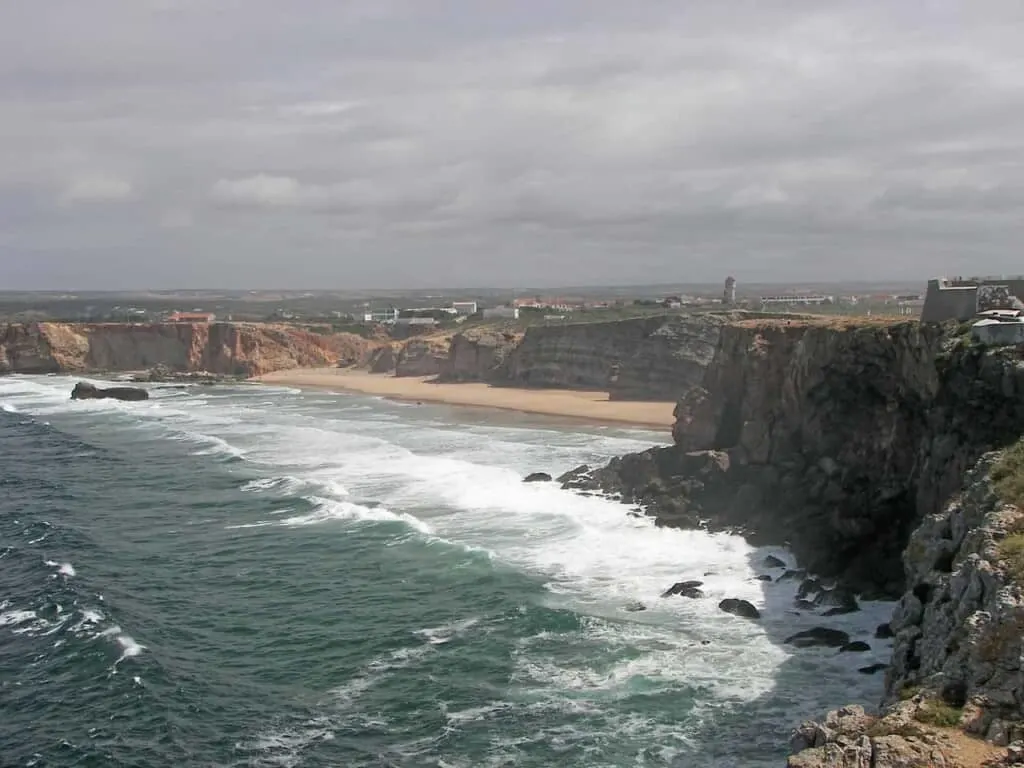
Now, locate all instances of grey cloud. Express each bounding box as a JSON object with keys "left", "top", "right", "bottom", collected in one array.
[{"left": 1, "top": 0, "right": 1024, "bottom": 288}]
